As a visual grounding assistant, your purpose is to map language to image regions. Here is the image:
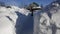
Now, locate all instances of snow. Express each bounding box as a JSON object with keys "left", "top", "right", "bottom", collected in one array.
[
  {"left": 33, "top": 6, "right": 41, "bottom": 9},
  {"left": 0, "top": 6, "right": 31, "bottom": 34},
  {"left": 1, "top": 0, "right": 60, "bottom": 34},
  {"left": 50, "top": 8, "right": 60, "bottom": 28},
  {"left": 52, "top": 2, "right": 59, "bottom": 7},
  {"left": 40, "top": 14, "right": 51, "bottom": 34},
  {"left": 48, "top": 7, "right": 60, "bottom": 34},
  {"left": 37, "top": 0, "right": 60, "bottom": 34},
  {"left": 33, "top": 0, "right": 60, "bottom": 34},
  {"left": 33, "top": 10, "right": 41, "bottom": 34}
]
